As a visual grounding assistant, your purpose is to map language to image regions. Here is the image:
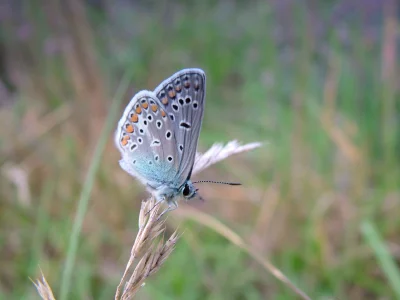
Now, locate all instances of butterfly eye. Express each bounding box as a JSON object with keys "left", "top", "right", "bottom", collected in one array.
[{"left": 182, "top": 184, "right": 191, "bottom": 197}]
